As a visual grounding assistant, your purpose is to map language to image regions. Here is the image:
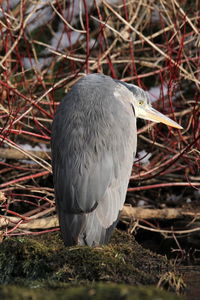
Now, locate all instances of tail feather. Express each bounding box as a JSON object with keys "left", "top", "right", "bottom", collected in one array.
[
  {"left": 59, "top": 212, "right": 85, "bottom": 246},
  {"left": 59, "top": 209, "right": 118, "bottom": 246}
]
